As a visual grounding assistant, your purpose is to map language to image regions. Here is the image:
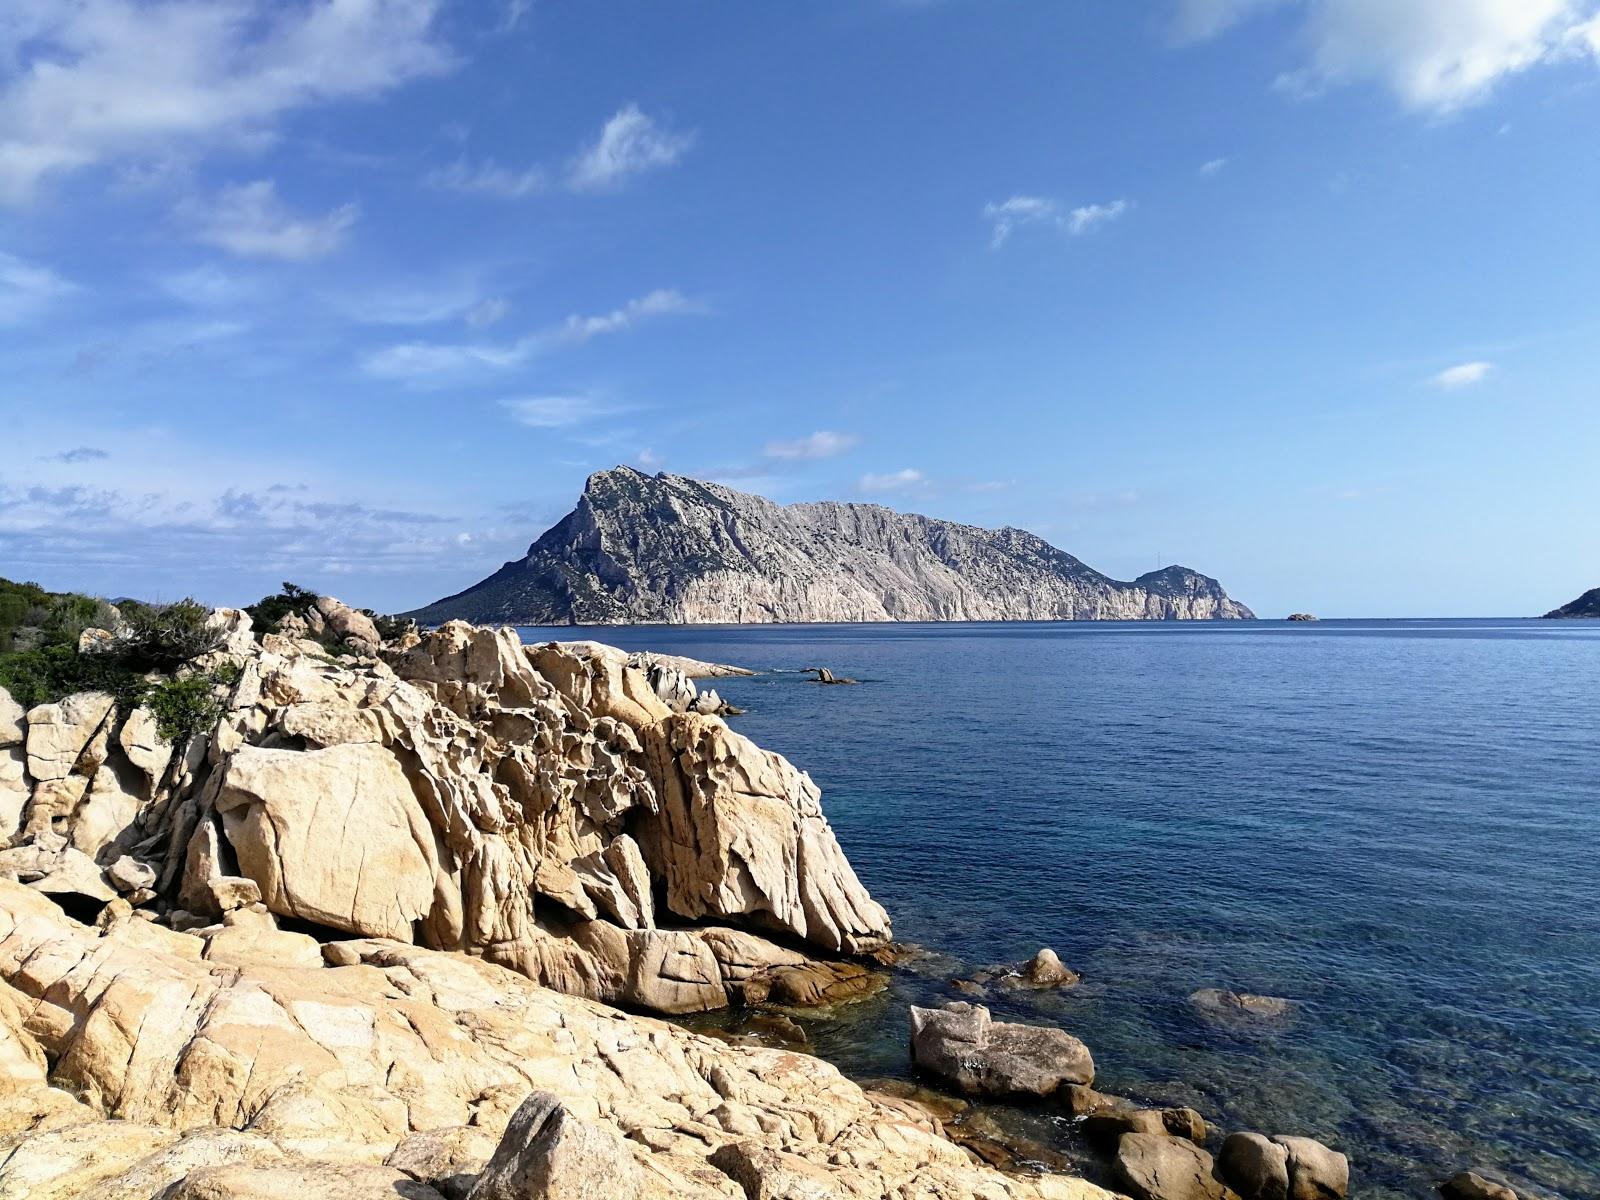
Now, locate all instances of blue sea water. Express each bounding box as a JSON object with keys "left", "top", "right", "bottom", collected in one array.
[{"left": 517, "top": 619, "right": 1600, "bottom": 1200}]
